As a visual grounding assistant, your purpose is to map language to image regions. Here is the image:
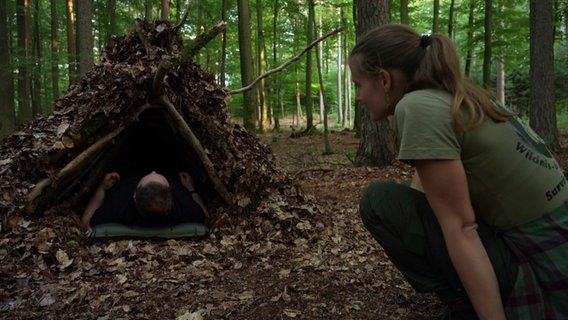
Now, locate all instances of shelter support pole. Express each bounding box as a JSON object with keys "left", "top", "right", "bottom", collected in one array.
[{"left": 159, "top": 95, "right": 233, "bottom": 206}]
